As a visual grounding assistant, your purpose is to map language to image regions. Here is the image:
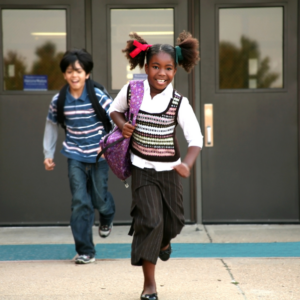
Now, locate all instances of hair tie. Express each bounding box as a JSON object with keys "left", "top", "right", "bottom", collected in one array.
[
  {"left": 130, "top": 40, "right": 152, "bottom": 58},
  {"left": 175, "top": 46, "right": 183, "bottom": 64}
]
